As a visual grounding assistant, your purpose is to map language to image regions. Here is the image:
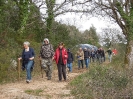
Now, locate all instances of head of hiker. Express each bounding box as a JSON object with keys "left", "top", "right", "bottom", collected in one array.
[
  {"left": 44, "top": 38, "right": 49, "bottom": 45},
  {"left": 59, "top": 42, "right": 64, "bottom": 49},
  {"left": 84, "top": 47, "right": 87, "bottom": 51},
  {"left": 67, "top": 48, "right": 70, "bottom": 52},
  {"left": 79, "top": 48, "right": 82, "bottom": 52},
  {"left": 23, "top": 41, "right": 30, "bottom": 49}
]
